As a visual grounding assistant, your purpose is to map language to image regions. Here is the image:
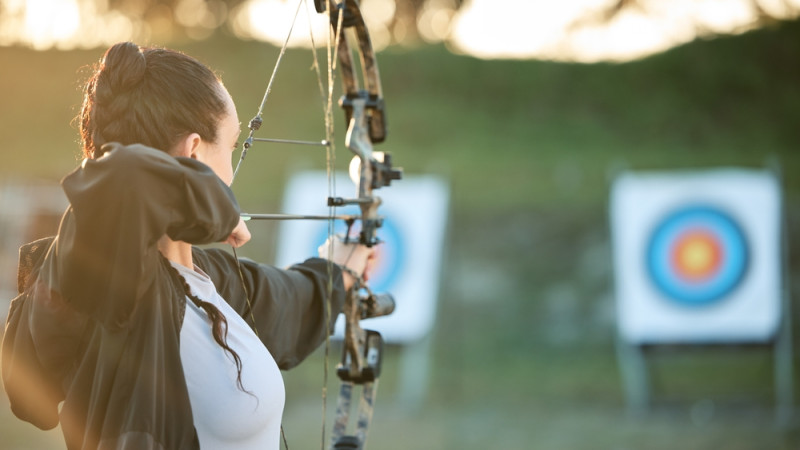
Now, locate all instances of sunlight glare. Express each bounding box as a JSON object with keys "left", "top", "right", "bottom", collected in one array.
[
  {"left": 758, "top": 0, "right": 800, "bottom": 18},
  {"left": 447, "top": 0, "right": 794, "bottom": 62},
  {"left": 361, "top": 0, "right": 395, "bottom": 26},
  {"left": 2, "top": 0, "right": 799, "bottom": 60},
  {"left": 647, "top": 0, "right": 755, "bottom": 34},
  {"left": 418, "top": 2, "right": 455, "bottom": 43},
  {"left": 361, "top": 0, "right": 393, "bottom": 47},
  {"left": 231, "top": 0, "right": 390, "bottom": 50},
  {"left": 231, "top": 0, "right": 330, "bottom": 47},
  {"left": 569, "top": 9, "right": 687, "bottom": 62},
  {"left": 0, "top": 0, "right": 138, "bottom": 50},
  {"left": 175, "top": 0, "right": 228, "bottom": 40},
  {"left": 449, "top": 0, "right": 613, "bottom": 60},
  {"left": 23, "top": 0, "right": 81, "bottom": 50}
]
